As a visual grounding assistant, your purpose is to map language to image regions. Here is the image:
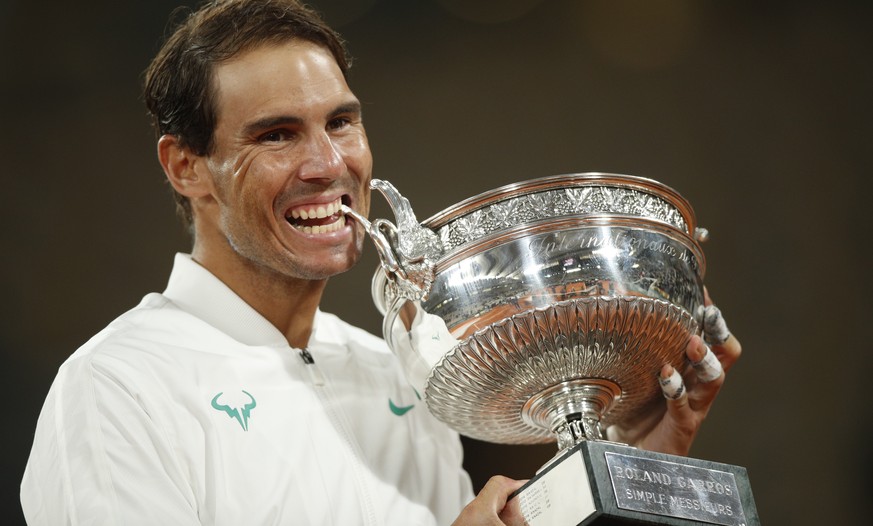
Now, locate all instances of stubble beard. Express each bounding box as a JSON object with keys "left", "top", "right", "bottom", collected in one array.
[{"left": 225, "top": 225, "right": 365, "bottom": 283}]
